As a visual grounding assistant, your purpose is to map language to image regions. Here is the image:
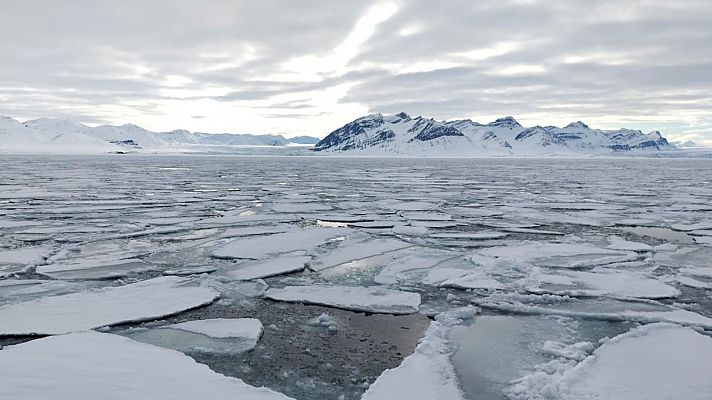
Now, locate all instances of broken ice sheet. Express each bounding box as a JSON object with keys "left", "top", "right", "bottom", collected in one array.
[
  {"left": 0, "top": 245, "right": 52, "bottom": 277},
  {"left": 528, "top": 268, "right": 680, "bottom": 299},
  {"left": 308, "top": 238, "right": 412, "bottom": 272},
  {"left": 374, "top": 252, "right": 453, "bottom": 285},
  {"left": 163, "top": 265, "right": 220, "bottom": 276},
  {"left": 0, "top": 331, "right": 292, "bottom": 400},
  {"left": 0, "top": 276, "right": 218, "bottom": 335},
  {"left": 0, "top": 279, "right": 88, "bottom": 307},
  {"left": 36, "top": 258, "right": 156, "bottom": 280},
  {"left": 363, "top": 319, "right": 465, "bottom": 400},
  {"left": 223, "top": 255, "right": 310, "bottom": 280},
  {"left": 449, "top": 314, "right": 627, "bottom": 400},
  {"left": 476, "top": 240, "right": 641, "bottom": 269},
  {"left": 506, "top": 323, "right": 712, "bottom": 400},
  {"left": 264, "top": 285, "right": 421, "bottom": 314},
  {"left": 211, "top": 227, "right": 351, "bottom": 259},
  {"left": 475, "top": 293, "right": 712, "bottom": 329},
  {"left": 121, "top": 318, "right": 264, "bottom": 354}
]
